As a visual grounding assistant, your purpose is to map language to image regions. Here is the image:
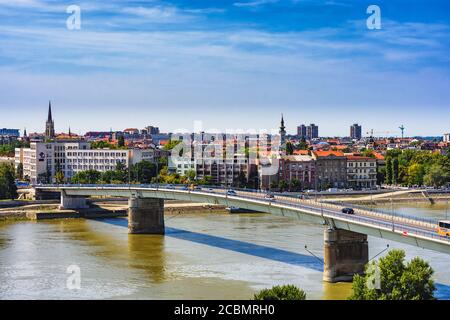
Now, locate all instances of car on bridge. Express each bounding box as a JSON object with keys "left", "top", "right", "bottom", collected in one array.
[
  {"left": 264, "top": 193, "right": 275, "bottom": 202},
  {"left": 226, "top": 190, "right": 237, "bottom": 196},
  {"left": 341, "top": 207, "right": 355, "bottom": 215}
]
